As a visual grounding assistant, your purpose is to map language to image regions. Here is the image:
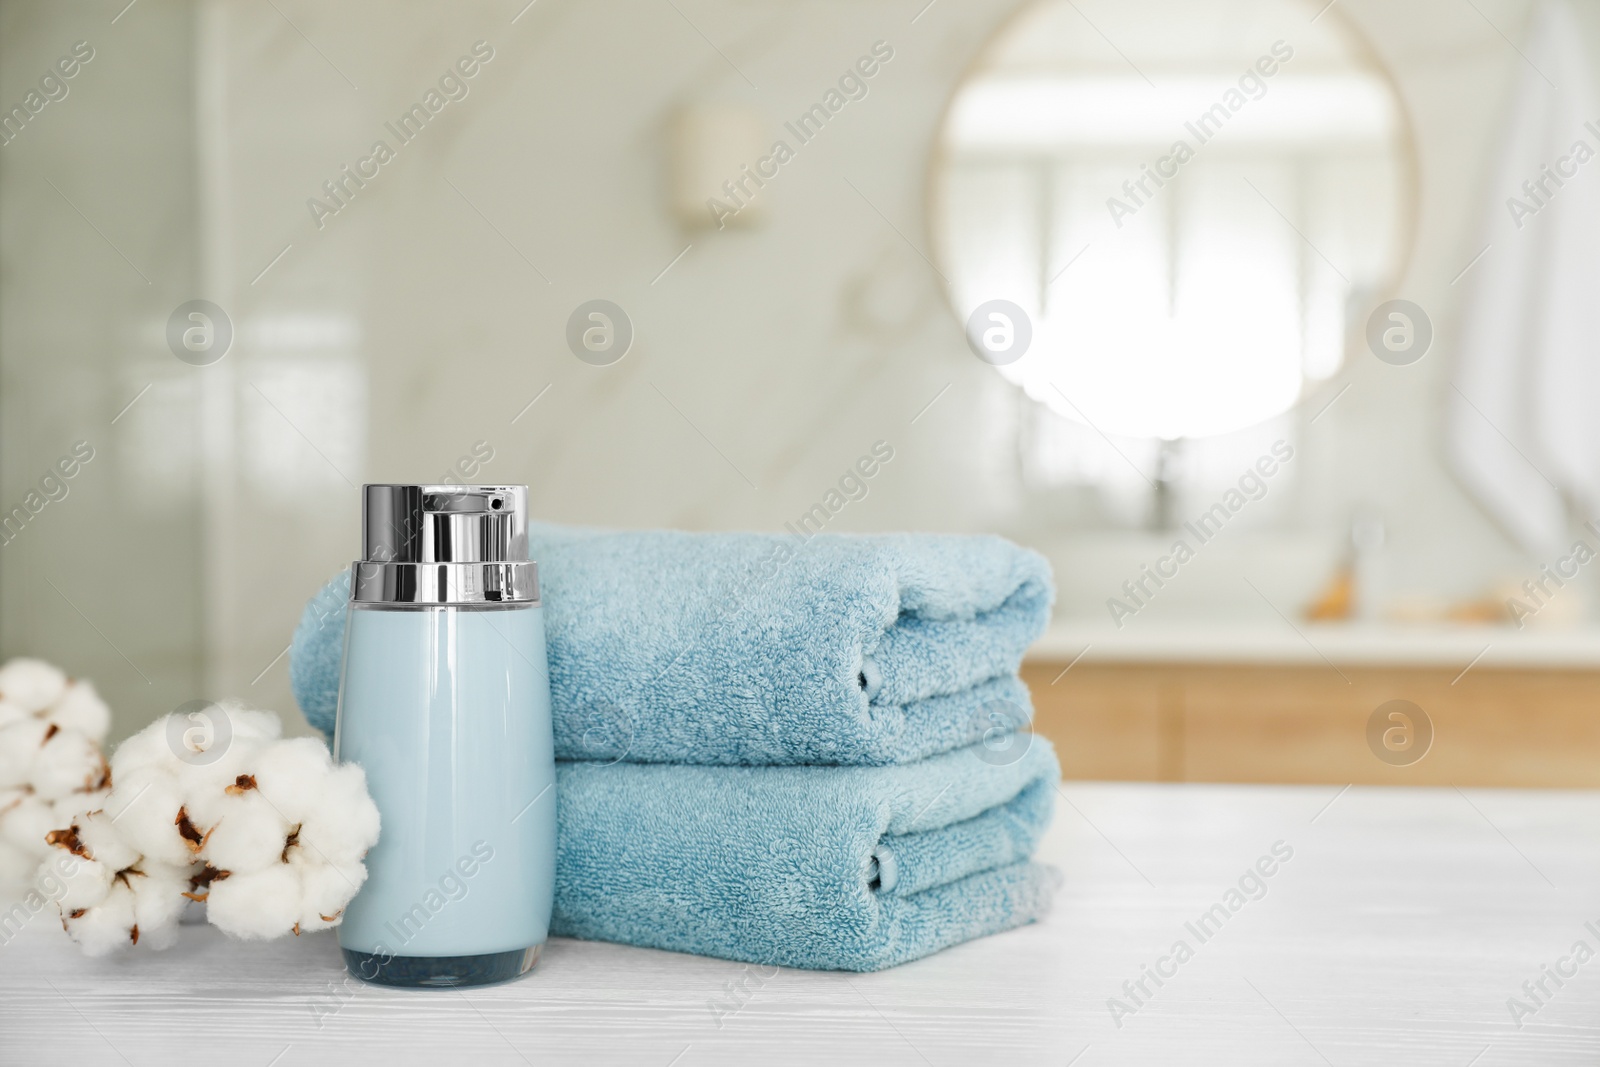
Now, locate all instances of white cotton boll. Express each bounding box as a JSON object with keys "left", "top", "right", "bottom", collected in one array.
[
  {"left": 0, "top": 836, "right": 38, "bottom": 885},
  {"left": 2, "top": 794, "right": 60, "bottom": 855},
  {"left": 113, "top": 712, "right": 214, "bottom": 778},
  {"left": 180, "top": 742, "right": 269, "bottom": 802},
  {"left": 205, "top": 863, "right": 302, "bottom": 939},
  {"left": 296, "top": 763, "right": 381, "bottom": 865},
  {"left": 31, "top": 729, "right": 108, "bottom": 800},
  {"left": 62, "top": 882, "right": 137, "bottom": 957},
  {"left": 0, "top": 787, "right": 26, "bottom": 822},
  {"left": 104, "top": 766, "right": 194, "bottom": 867},
  {"left": 131, "top": 918, "right": 180, "bottom": 951},
  {"left": 295, "top": 857, "right": 366, "bottom": 931},
  {"left": 53, "top": 789, "right": 108, "bottom": 829},
  {"left": 199, "top": 792, "right": 292, "bottom": 876},
  {"left": 46, "top": 681, "right": 110, "bottom": 744},
  {"left": 249, "top": 738, "right": 334, "bottom": 821},
  {"left": 60, "top": 861, "right": 190, "bottom": 956},
  {"left": 58, "top": 707, "right": 383, "bottom": 946},
  {"left": 183, "top": 744, "right": 285, "bottom": 826},
  {"left": 74, "top": 811, "right": 141, "bottom": 874},
  {"left": 55, "top": 856, "right": 112, "bottom": 912},
  {"left": 215, "top": 702, "right": 283, "bottom": 747},
  {"left": 108, "top": 704, "right": 283, "bottom": 783},
  {"left": 108, "top": 709, "right": 251, "bottom": 782},
  {"left": 128, "top": 862, "right": 189, "bottom": 948},
  {"left": 46, "top": 793, "right": 110, "bottom": 862},
  {"left": 0, "top": 701, "right": 30, "bottom": 731},
  {"left": 0, "top": 659, "right": 68, "bottom": 714},
  {"left": 132, "top": 916, "right": 180, "bottom": 952},
  {"left": 178, "top": 772, "right": 236, "bottom": 830},
  {"left": 113, "top": 705, "right": 281, "bottom": 792},
  {"left": 109, "top": 718, "right": 176, "bottom": 780},
  {"left": 0, "top": 720, "right": 48, "bottom": 789}
]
